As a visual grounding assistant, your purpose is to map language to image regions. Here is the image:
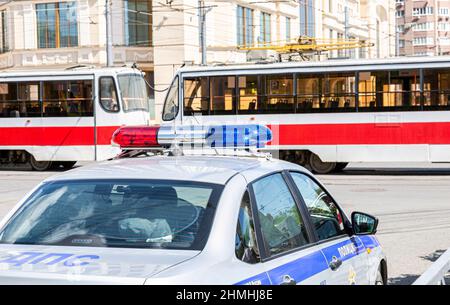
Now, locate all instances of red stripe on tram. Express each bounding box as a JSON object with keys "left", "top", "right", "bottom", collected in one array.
[
  {"left": 2, "top": 122, "right": 450, "bottom": 147},
  {"left": 269, "top": 122, "right": 450, "bottom": 145},
  {"left": 0, "top": 126, "right": 120, "bottom": 146}
]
